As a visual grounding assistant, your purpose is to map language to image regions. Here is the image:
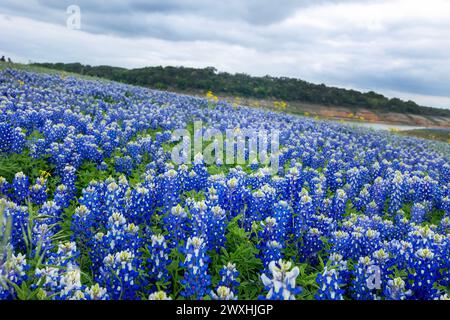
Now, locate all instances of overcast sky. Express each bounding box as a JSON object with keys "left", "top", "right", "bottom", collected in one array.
[{"left": 1, "top": 0, "right": 450, "bottom": 109}]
